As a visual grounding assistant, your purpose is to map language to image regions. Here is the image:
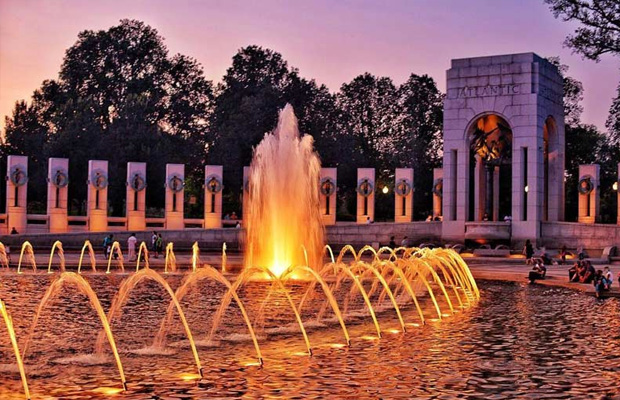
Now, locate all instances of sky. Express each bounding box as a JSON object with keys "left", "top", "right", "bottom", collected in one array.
[{"left": 0, "top": 0, "right": 618, "bottom": 134}]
